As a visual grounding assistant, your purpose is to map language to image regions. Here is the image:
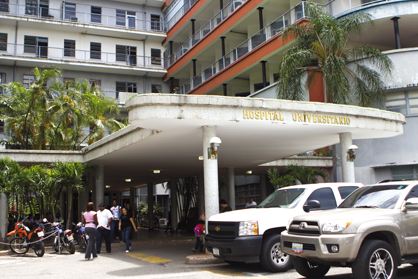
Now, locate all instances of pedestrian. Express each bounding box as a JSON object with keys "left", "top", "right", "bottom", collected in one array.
[
  {"left": 245, "top": 197, "right": 257, "bottom": 208},
  {"left": 110, "top": 199, "right": 121, "bottom": 243},
  {"left": 220, "top": 199, "right": 232, "bottom": 213},
  {"left": 55, "top": 212, "right": 63, "bottom": 223},
  {"left": 83, "top": 202, "right": 98, "bottom": 260},
  {"left": 119, "top": 207, "right": 137, "bottom": 253},
  {"left": 193, "top": 220, "right": 205, "bottom": 252},
  {"left": 126, "top": 203, "right": 134, "bottom": 219},
  {"left": 96, "top": 203, "right": 112, "bottom": 254}
]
